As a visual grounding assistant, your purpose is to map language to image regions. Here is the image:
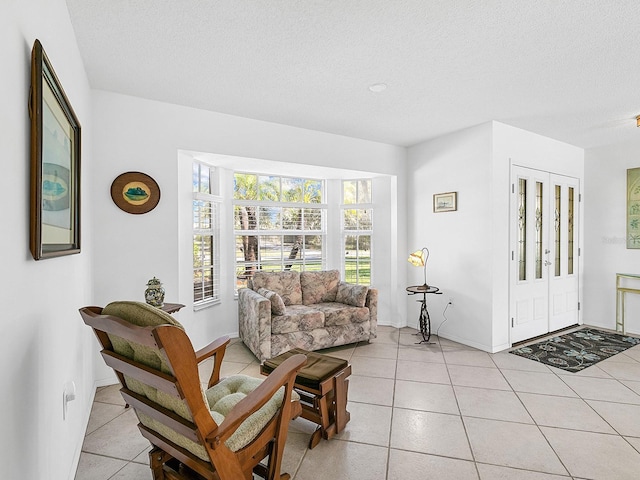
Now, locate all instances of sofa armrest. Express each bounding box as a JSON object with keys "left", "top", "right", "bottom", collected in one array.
[
  {"left": 238, "top": 288, "right": 272, "bottom": 361},
  {"left": 366, "top": 288, "right": 378, "bottom": 339}
]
